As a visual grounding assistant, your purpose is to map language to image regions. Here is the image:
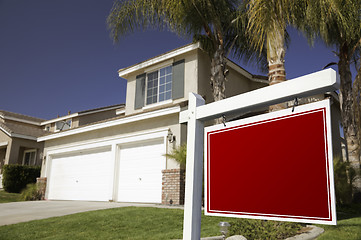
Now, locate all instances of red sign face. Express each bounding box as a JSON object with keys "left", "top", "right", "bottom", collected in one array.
[{"left": 204, "top": 99, "right": 336, "bottom": 225}]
